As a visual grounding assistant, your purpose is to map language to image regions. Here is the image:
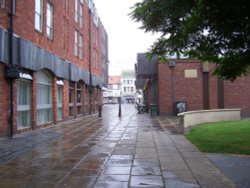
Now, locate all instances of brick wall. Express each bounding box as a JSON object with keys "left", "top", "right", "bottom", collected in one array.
[
  {"left": 0, "top": 64, "right": 10, "bottom": 137},
  {"left": 224, "top": 76, "right": 250, "bottom": 117},
  {"left": 158, "top": 60, "right": 203, "bottom": 115},
  {"left": 63, "top": 80, "right": 69, "bottom": 119},
  {"left": 157, "top": 60, "right": 250, "bottom": 116},
  {"left": 0, "top": 0, "right": 104, "bottom": 73}
]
